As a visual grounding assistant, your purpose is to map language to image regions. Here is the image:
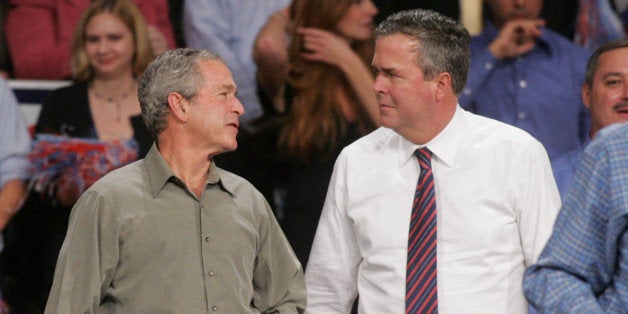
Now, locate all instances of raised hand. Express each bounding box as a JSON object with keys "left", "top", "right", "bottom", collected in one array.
[
  {"left": 298, "top": 27, "right": 356, "bottom": 66},
  {"left": 488, "top": 19, "right": 545, "bottom": 59}
]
